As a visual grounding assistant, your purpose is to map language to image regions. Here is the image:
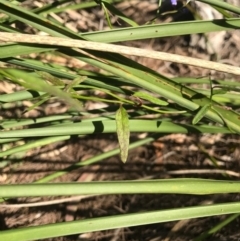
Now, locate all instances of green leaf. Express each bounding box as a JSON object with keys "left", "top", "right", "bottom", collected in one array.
[
  {"left": 115, "top": 105, "right": 130, "bottom": 163},
  {"left": 133, "top": 91, "right": 168, "bottom": 106},
  {"left": 192, "top": 104, "right": 211, "bottom": 124}
]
